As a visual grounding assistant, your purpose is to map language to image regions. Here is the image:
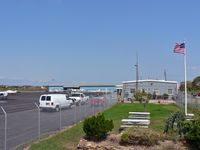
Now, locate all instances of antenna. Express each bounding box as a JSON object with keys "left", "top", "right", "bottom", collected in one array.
[{"left": 164, "top": 69, "right": 167, "bottom": 81}]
